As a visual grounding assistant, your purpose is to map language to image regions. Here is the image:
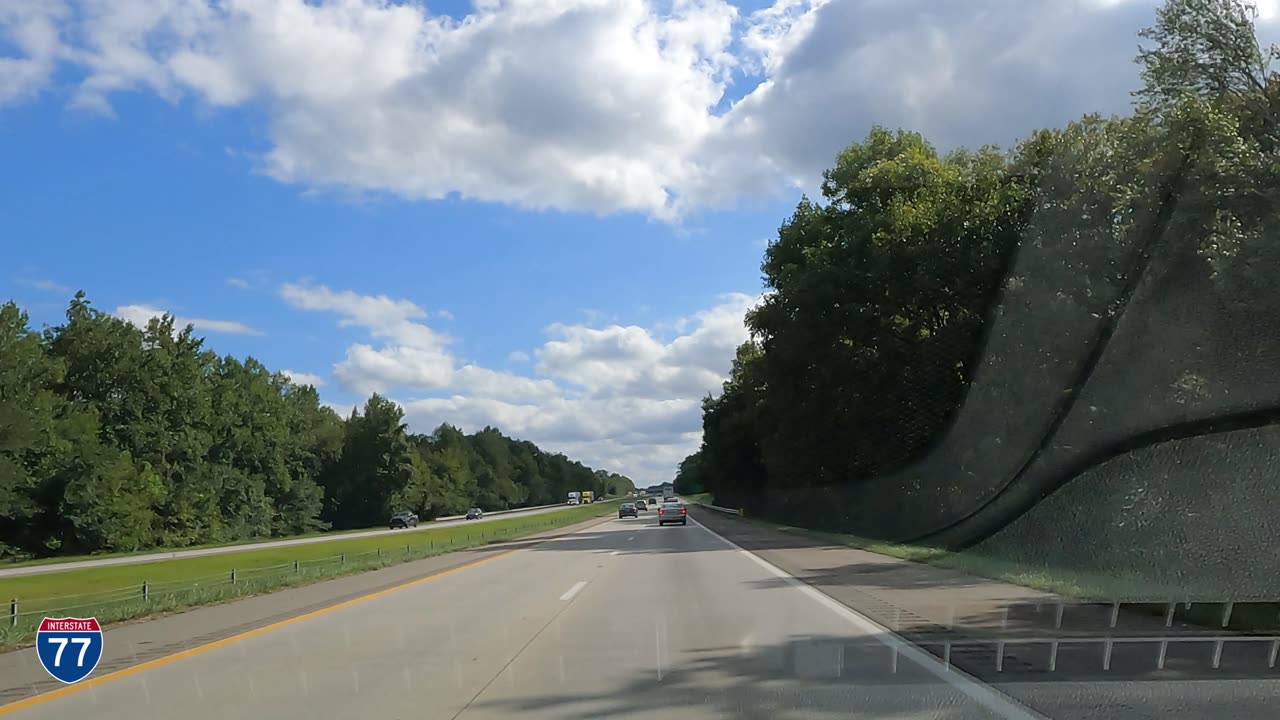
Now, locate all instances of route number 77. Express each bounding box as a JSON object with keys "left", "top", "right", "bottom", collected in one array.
[{"left": 45, "top": 637, "right": 93, "bottom": 667}]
